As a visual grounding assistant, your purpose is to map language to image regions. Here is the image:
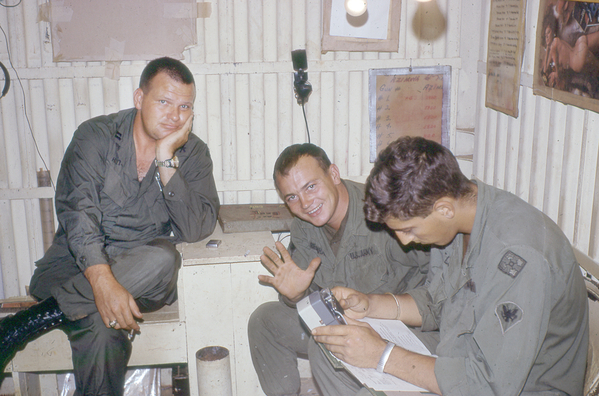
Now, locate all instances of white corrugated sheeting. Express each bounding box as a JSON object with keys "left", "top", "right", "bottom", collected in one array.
[
  {"left": 0, "top": 0, "right": 597, "bottom": 307},
  {"left": 0, "top": 0, "right": 464, "bottom": 300},
  {"left": 474, "top": 0, "right": 599, "bottom": 261}
]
